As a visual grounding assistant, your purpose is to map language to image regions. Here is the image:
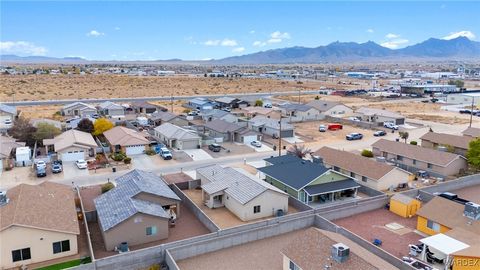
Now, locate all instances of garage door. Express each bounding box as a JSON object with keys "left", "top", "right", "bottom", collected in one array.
[
  {"left": 243, "top": 135, "right": 257, "bottom": 145},
  {"left": 182, "top": 140, "right": 199, "bottom": 150},
  {"left": 280, "top": 130, "right": 294, "bottom": 138},
  {"left": 126, "top": 145, "right": 145, "bottom": 155},
  {"left": 61, "top": 151, "right": 85, "bottom": 162}
]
